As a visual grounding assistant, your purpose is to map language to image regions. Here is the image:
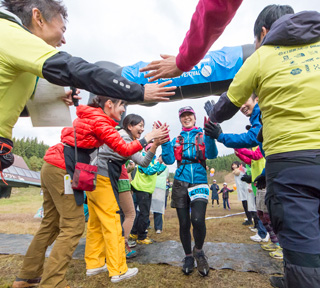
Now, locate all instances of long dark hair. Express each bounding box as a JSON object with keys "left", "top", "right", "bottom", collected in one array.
[
  {"left": 231, "top": 161, "right": 241, "bottom": 171},
  {"left": 122, "top": 114, "right": 144, "bottom": 139}
]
